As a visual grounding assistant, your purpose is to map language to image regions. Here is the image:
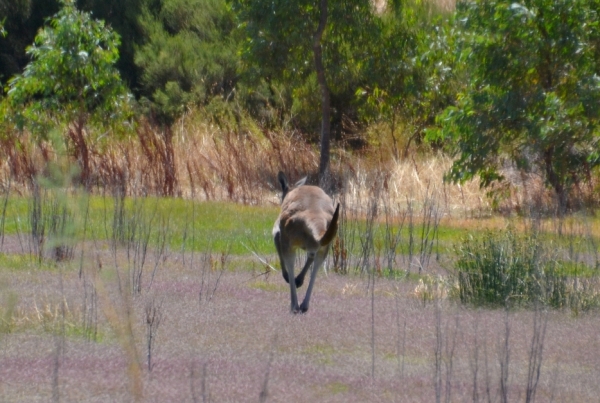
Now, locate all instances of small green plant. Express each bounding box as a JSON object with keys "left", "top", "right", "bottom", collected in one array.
[
  {"left": 0, "top": 292, "right": 18, "bottom": 335},
  {"left": 454, "top": 230, "right": 538, "bottom": 307},
  {"left": 29, "top": 185, "right": 77, "bottom": 263},
  {"left": 452, "top": 229, "right": 597, "bottom": 309}
]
